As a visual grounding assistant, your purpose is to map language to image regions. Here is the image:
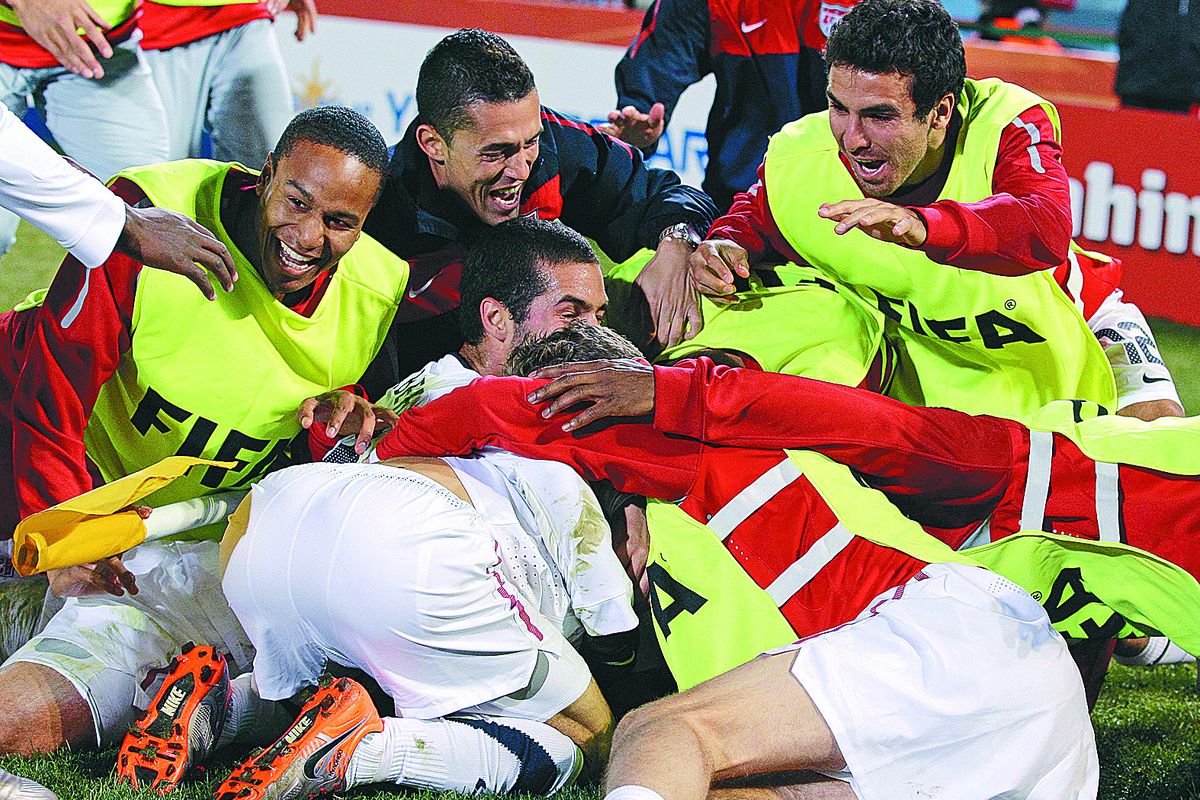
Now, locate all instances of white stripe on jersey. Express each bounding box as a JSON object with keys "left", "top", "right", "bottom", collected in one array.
[
  {"left": 765, "top": 523, "right": 856, "bottom": 607},
  {"left": 706, "top": 457, "right": 804, "bottom": 540},
  {"left": 1010, "top": 116, "right": 1046, "bottom": 175},
  {"left": 1020, "top": 430, "right": 1054, "bottom": 530}
]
